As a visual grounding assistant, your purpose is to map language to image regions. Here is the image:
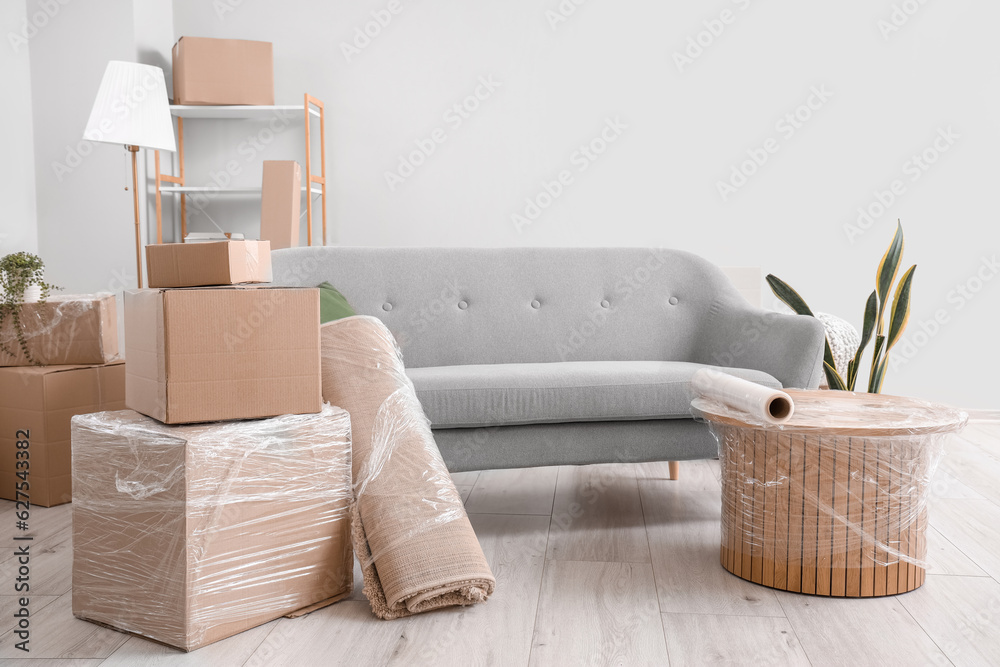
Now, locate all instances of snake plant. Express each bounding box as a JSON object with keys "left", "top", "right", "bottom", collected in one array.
[{"left": 766, "top": 221, "right": 916, "bottom": 393}]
